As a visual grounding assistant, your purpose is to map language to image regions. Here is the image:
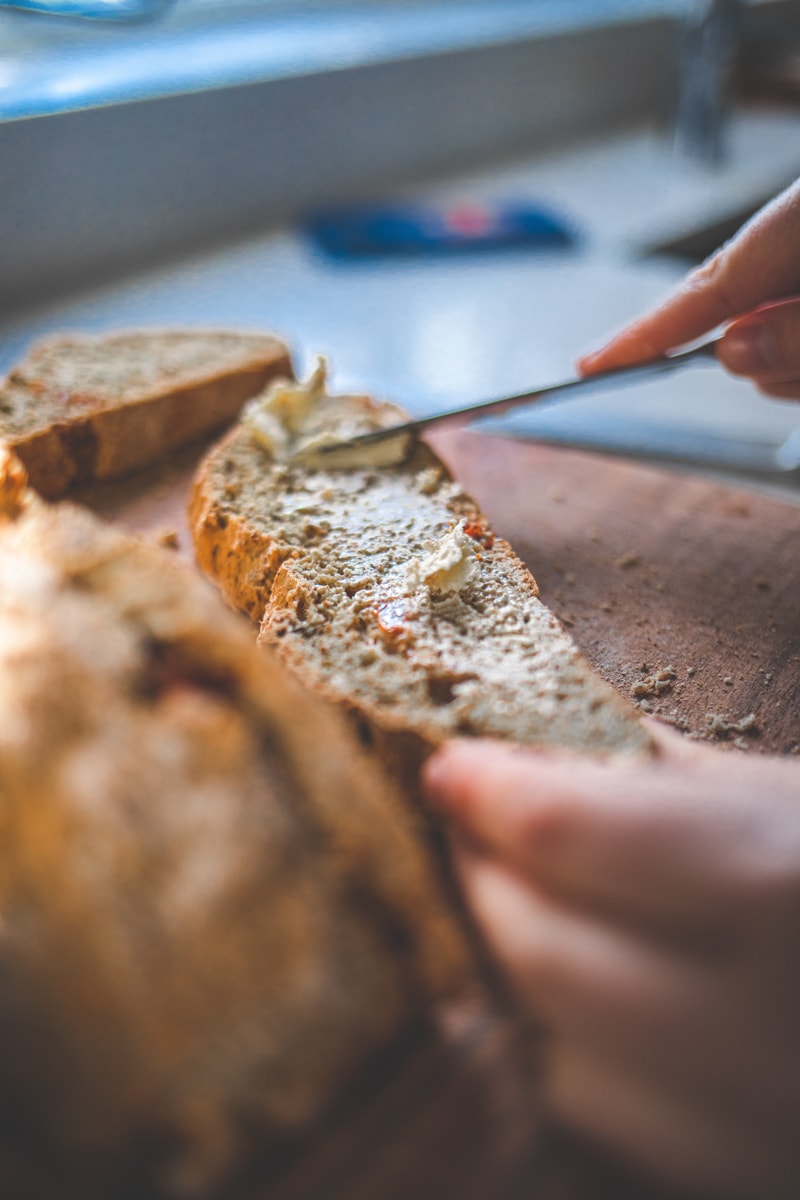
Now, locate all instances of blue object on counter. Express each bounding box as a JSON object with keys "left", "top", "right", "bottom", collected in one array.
[{"left": 305, "top": 201, "right": 577, "bottom": 259}]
